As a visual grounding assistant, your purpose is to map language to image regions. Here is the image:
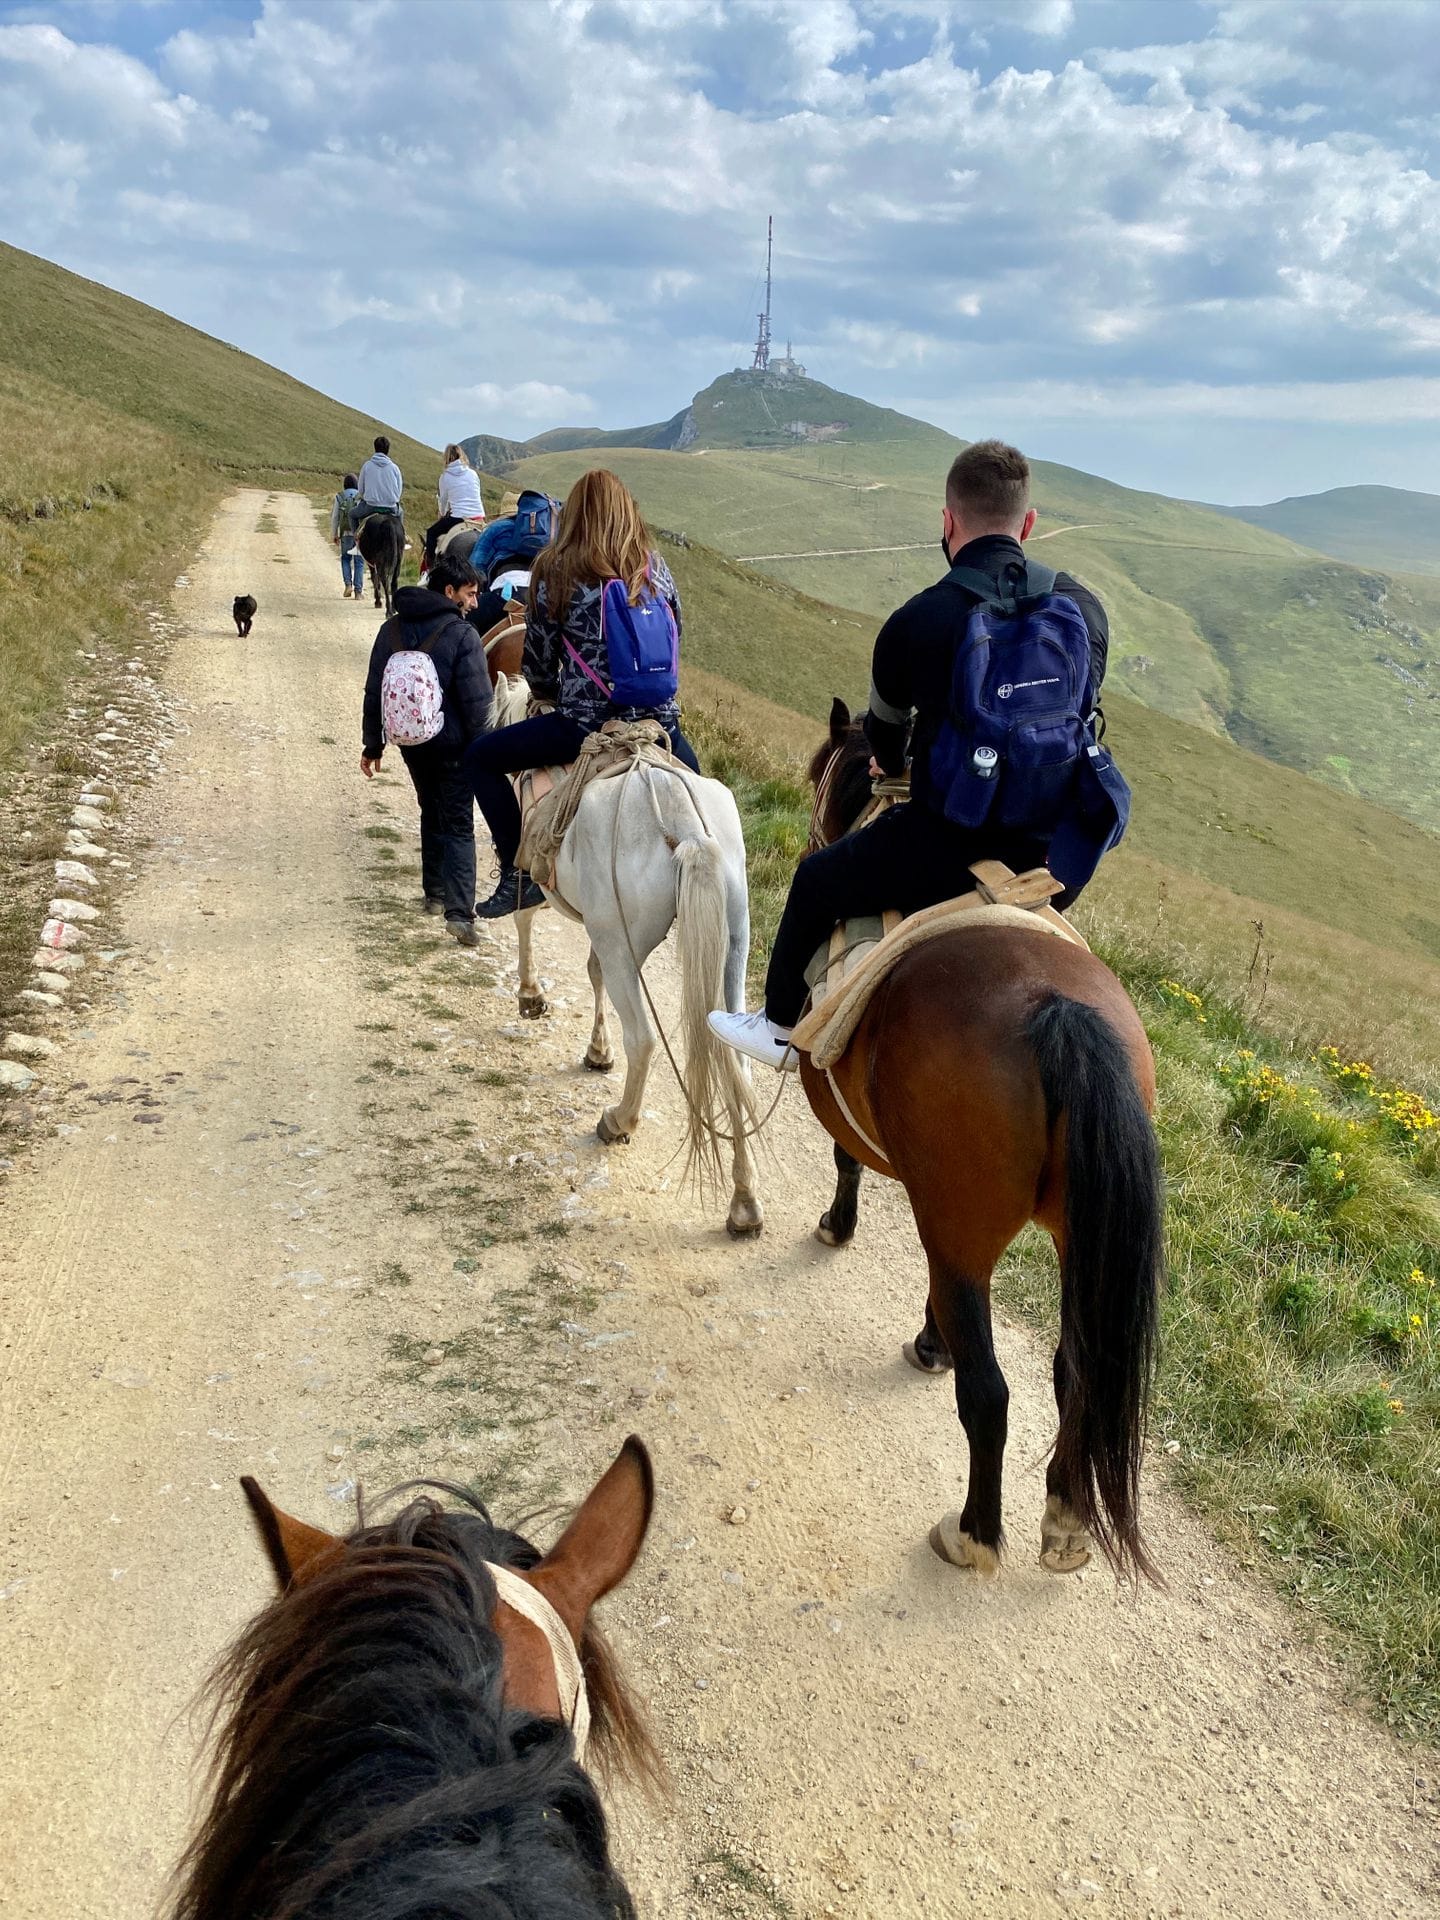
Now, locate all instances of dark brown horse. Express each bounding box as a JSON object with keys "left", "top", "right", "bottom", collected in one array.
[
  {"left": 801, "top": 700, "right": 1164, "bottom": 1581},
  {"left": 357, "top": 511, "right": 405, "bottom": 617},
  {"left": 169, "top": 1439, "right": 658, "bottom": 1920}
]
